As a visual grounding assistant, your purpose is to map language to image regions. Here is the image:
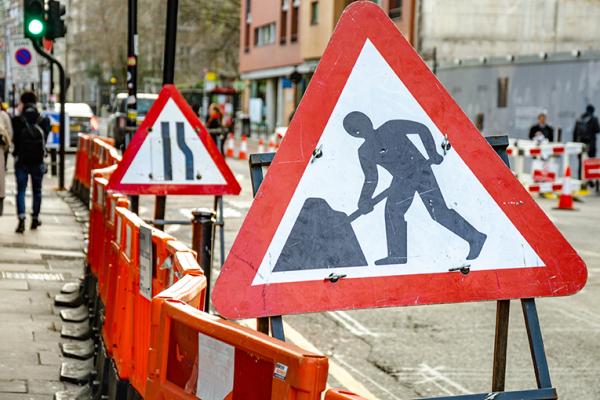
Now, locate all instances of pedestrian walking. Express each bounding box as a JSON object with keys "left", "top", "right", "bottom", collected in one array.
[
  {"left": 0, "top": 104, "right": 12, "bottom": 216},
  {"left": 573, "top": 104, "right": 600, "bottom": 157},
  {"left": 529, "top": 113, "right": 554, "bottom": 143},
  {"left": 206, "top": 103, "right": 223, "bottom": 130},
  {"left": 11, "top": 91, "right": 50, "bottom": 233}
]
